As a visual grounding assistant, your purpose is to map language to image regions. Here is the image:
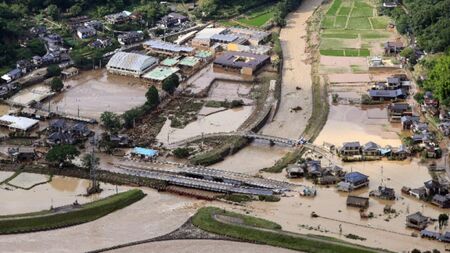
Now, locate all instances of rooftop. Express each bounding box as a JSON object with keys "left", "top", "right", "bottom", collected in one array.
[
  {"left": 194, "top": 27, "right": 227, "bottom": 40},
  {"left": 345, "top": 172, "right": 369, "bottom": 183},
  {"left": 142, "top": 66, "right": 180, "bottom": 81},
  {"left": 195, "top": 50, "right": 213, "bottom": 58},
  {"left": 106, "top": 52, "right": 158, "bottom": 72},
  {"left": 143, "top": 40, "right": 194, "bottom": 53},
  {"left": 178, "top": 56, "right": 200, "bottom": 67},
  {"left": 161, "top": 57, "right": 180, "bottom": 67},
  {"left": 214, "top": 51, "right": 270, "bottom": 70},
  {"left": 0, "top": 115, "right": 39, "bottom": 131},
  {"left": 132, "top": 147, "right": 158, "bottom": 157}
]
